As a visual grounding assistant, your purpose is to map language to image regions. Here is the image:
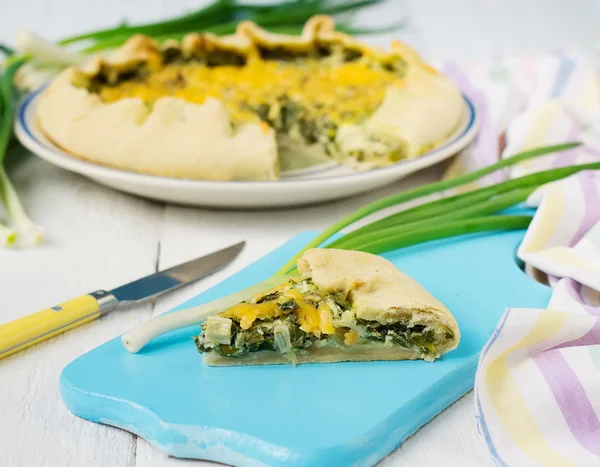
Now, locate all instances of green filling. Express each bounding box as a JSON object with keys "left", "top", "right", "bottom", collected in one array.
[
  {"left": 277, "top": 297, "right": 298, "bottom": 312},
  {"left": 255, "top": 291, "right": 281, "bottom": 303},
  {"left": 243, "top": 98, "right": 338, "bottom": 147},
  {"left": 194, "top": 278, "right": 442, "bottom": 359},
  {"left": 194, "top": 317, "right": 441, "bottom": 358},
  {"left": 244, "top": 96, "right": 408, "bottom": 168},
  {"left": 195, "top": 279, "right": 329, "bottom": 358},
  {"left": 195, "top": 317, "right": 318, "bottom": 358},
  {"left": 357, "top": 319, "right": 439, "bottom": 356}
]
